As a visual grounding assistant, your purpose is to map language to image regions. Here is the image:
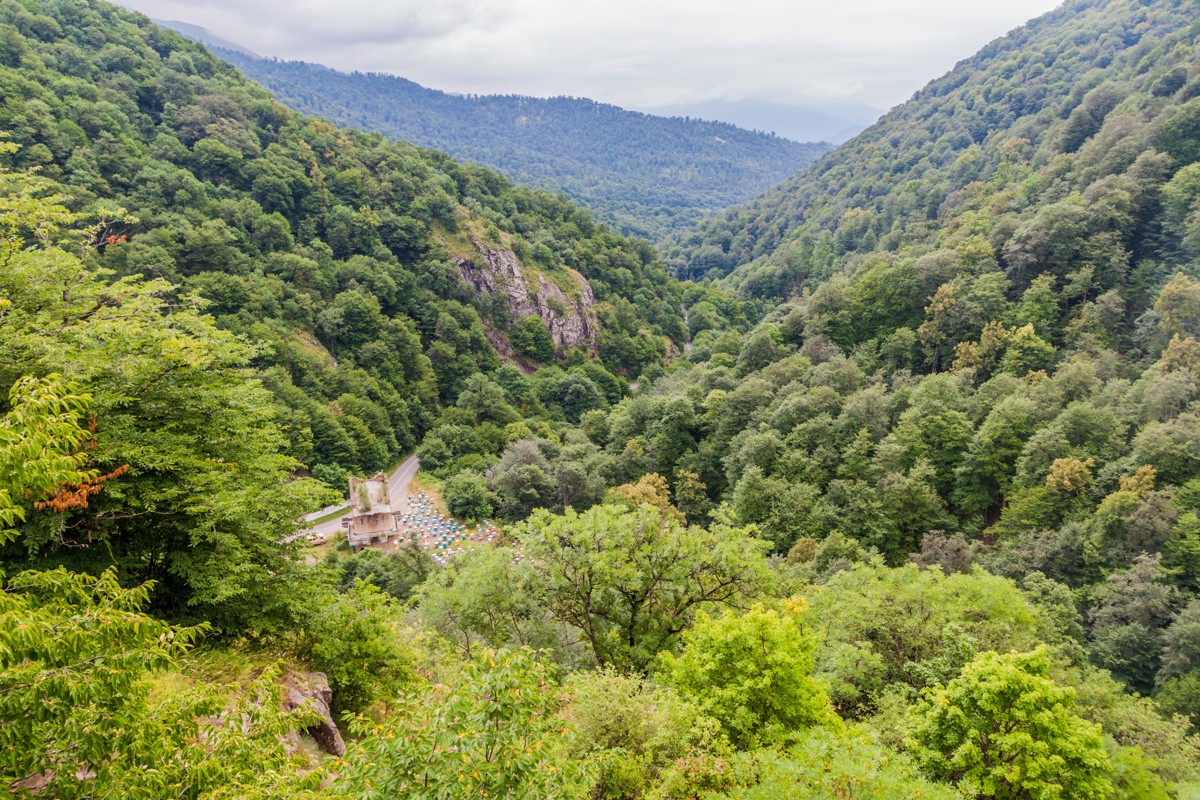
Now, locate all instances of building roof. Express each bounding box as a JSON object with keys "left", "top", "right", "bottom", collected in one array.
[{"left": 349, "top": 473, "right": 391, "bottom": 515}]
